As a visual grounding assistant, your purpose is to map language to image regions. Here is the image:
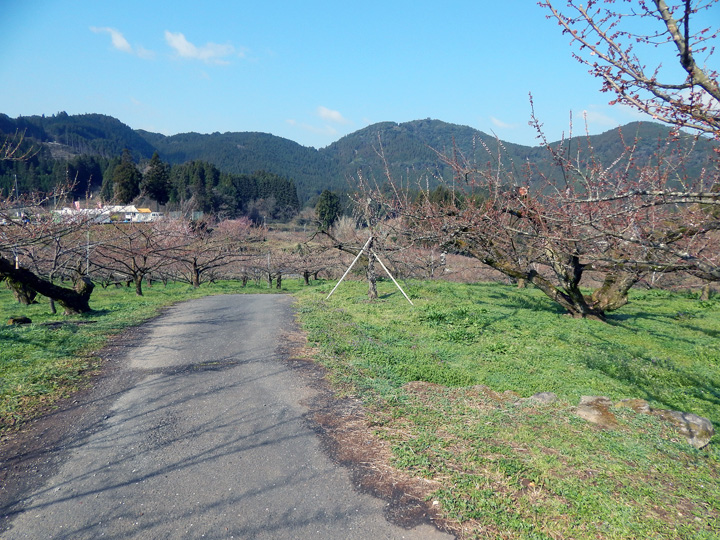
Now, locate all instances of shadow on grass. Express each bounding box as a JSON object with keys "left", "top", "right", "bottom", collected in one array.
[
  {"left": 581, "top": 352, "right": 720, "bottom": 425},
  {"left": 606, "top": 311, "right": 717, "bottom": 351},
  {"left": 680, "top": 323, "right": 720, "bottom": 339},
  {"left": 492, "top": 297, "right": 567, "bottom": 316},
  {"left": 86, "top": 309, "right": 112, "bottom": 317}
]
